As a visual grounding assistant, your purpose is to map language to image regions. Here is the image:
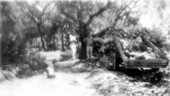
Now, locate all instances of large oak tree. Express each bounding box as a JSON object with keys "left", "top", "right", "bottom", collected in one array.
[
  {"left": 17, "top": 1, "right": 55, "bottom": 51},
  {"left": 56, "top": 0, "right": 139, "bottom": 59},
  {"left": 57, "top": 0, "right": 113, "bottom": 59}
]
